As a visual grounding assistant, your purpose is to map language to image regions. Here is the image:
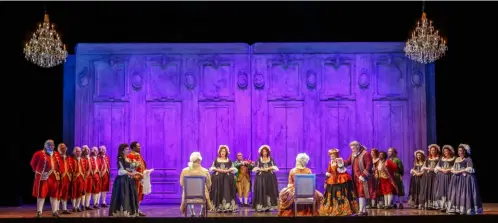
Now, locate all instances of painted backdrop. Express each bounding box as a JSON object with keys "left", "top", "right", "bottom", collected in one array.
[{"left": 63, "top": 42, "right": 436, "bottom": 204}]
